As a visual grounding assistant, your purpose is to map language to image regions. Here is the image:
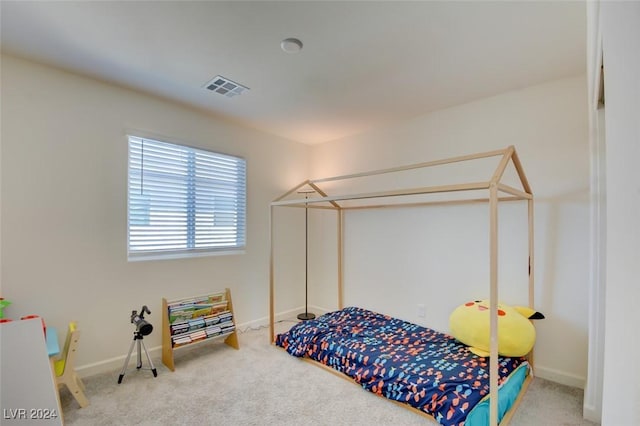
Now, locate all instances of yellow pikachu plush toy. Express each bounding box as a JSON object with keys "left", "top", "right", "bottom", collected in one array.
[{"left": 449, "top": 300, "right": 544, "bottom": 357}]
